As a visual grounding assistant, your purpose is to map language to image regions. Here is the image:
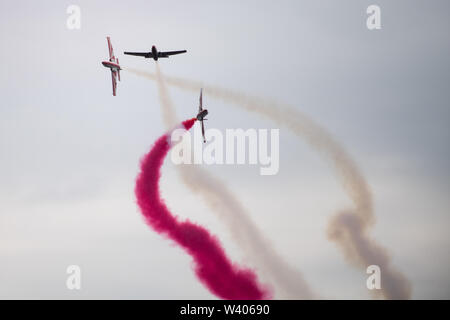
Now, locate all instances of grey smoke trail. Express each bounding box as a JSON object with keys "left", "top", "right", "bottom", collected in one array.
[
  {"left": 129, "top": 68, "right": 412, "bottom": 299},
  {"left": 153, "top": 64, "right": 315, "bottom": 299}
]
